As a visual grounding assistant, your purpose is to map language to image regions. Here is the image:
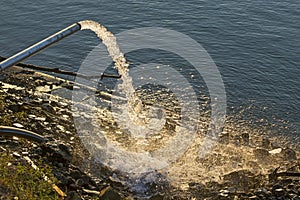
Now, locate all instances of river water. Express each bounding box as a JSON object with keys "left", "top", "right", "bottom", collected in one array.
[
  {"left": 0, "top": 0, "right": 300, "bottom": 196},
  {"left": 1, "top": 0, "right": 299, "bottom": 134}
]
